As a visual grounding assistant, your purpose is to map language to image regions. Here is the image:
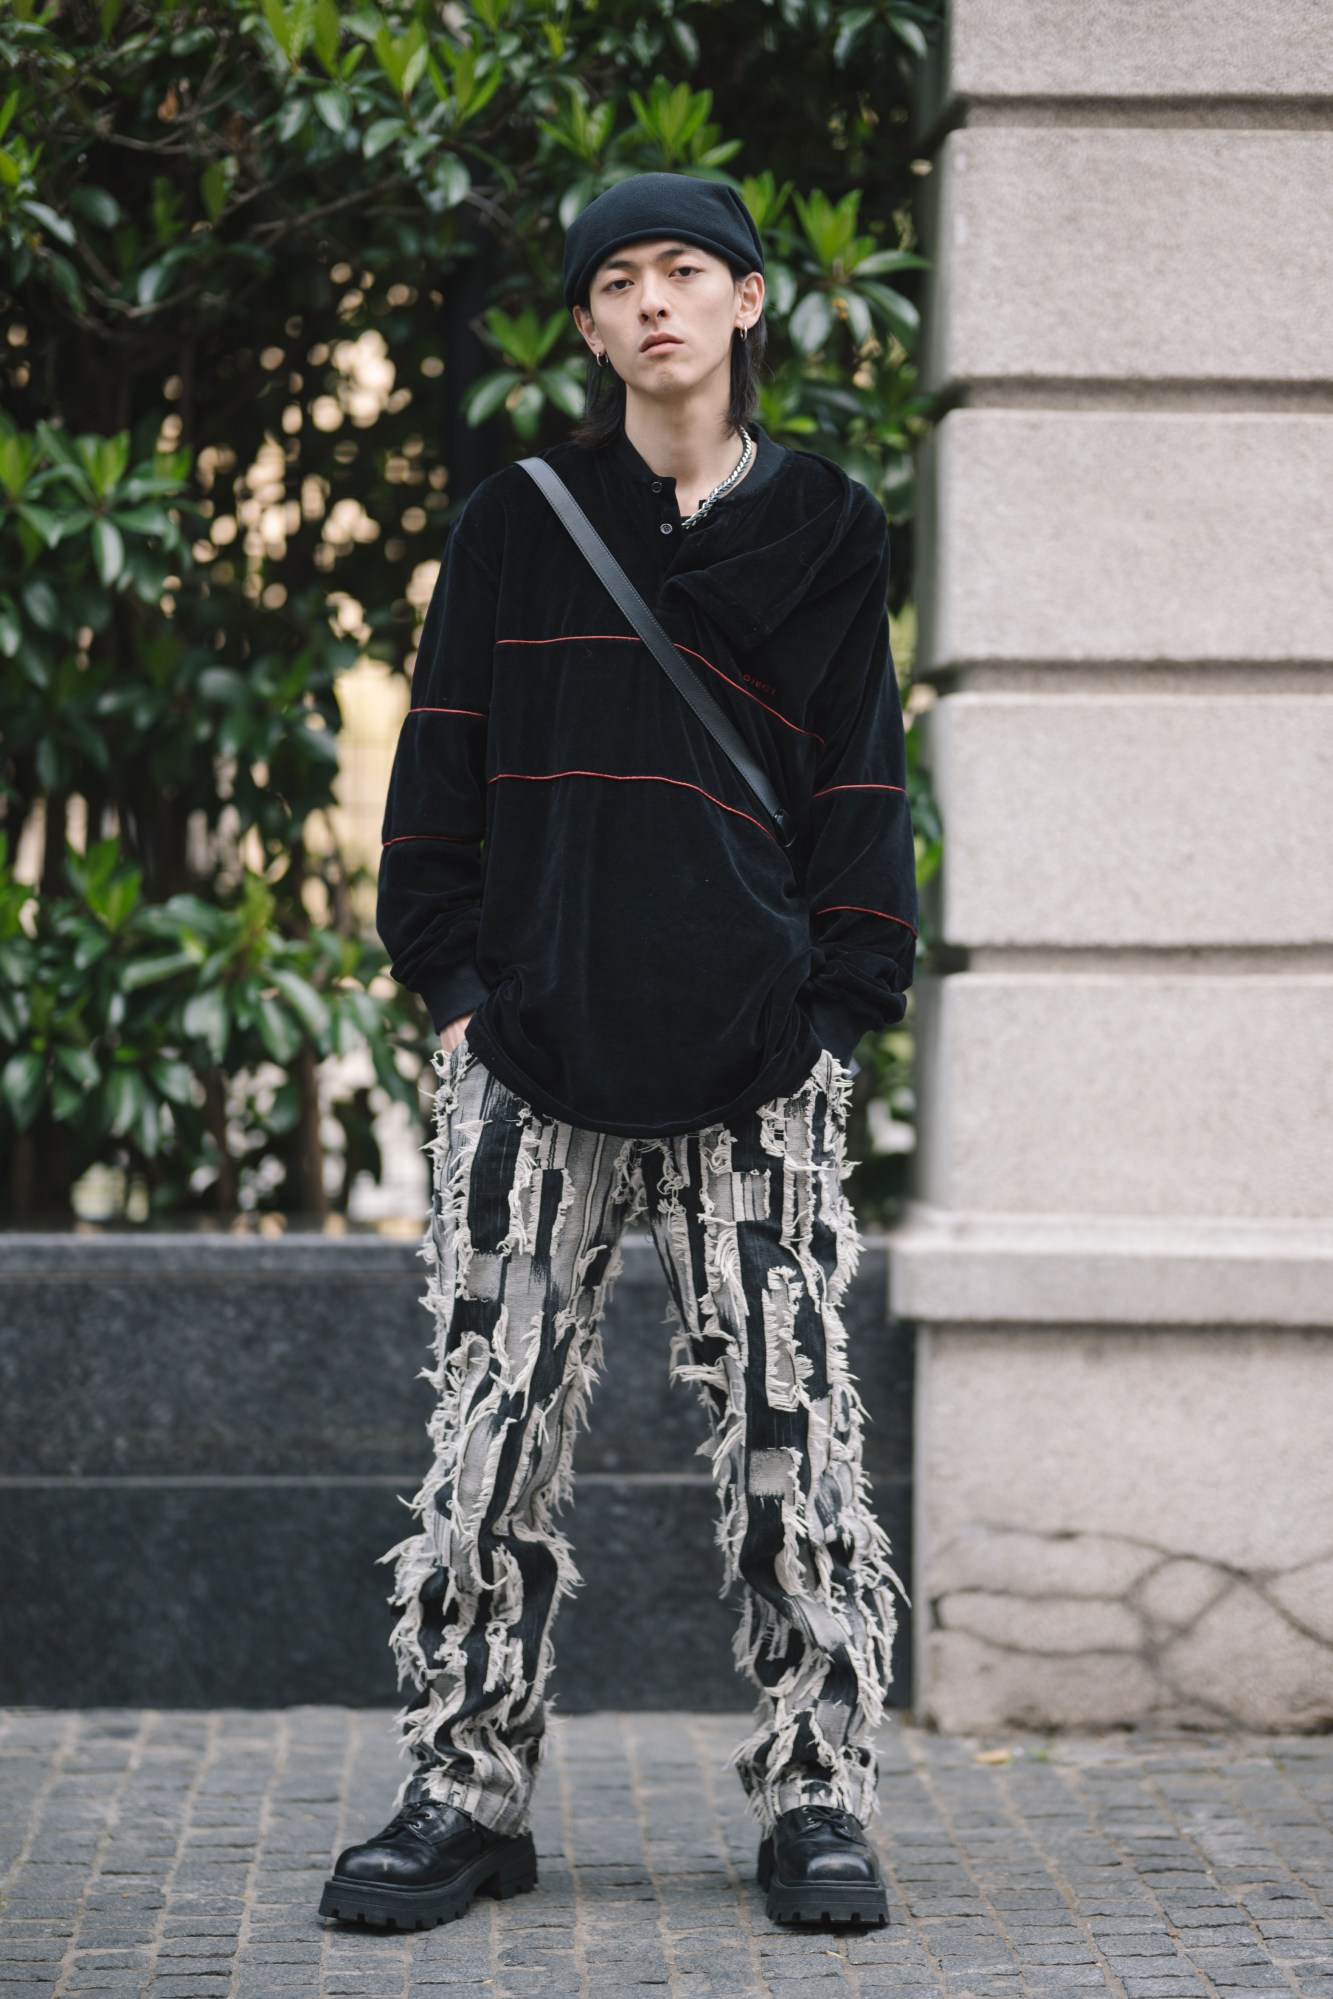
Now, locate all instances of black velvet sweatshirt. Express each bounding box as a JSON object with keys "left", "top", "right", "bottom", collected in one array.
[{"left": 376, "top": 417, "right": 919, "bottom": 1139}]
